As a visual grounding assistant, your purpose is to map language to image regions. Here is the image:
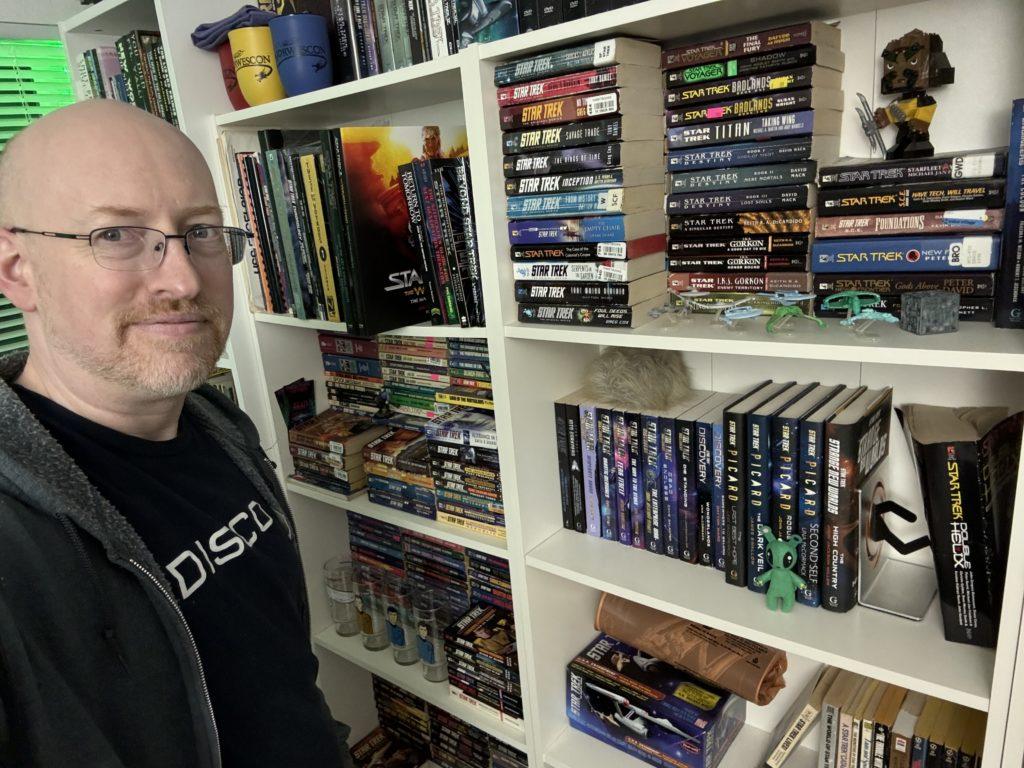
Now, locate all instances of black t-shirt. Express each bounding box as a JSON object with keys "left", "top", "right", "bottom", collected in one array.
[{"left": 15, "top": 385, "right": 344, "bottom": 768}]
